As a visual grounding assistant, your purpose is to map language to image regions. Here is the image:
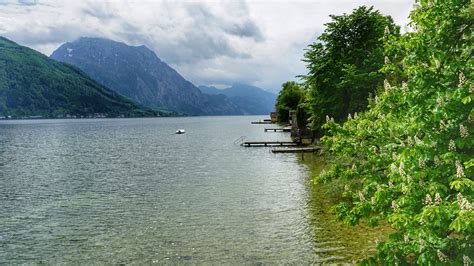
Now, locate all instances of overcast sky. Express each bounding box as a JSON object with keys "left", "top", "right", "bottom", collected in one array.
[{"left": 0, "top": 0, "right": 414, "bottom": 92}]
